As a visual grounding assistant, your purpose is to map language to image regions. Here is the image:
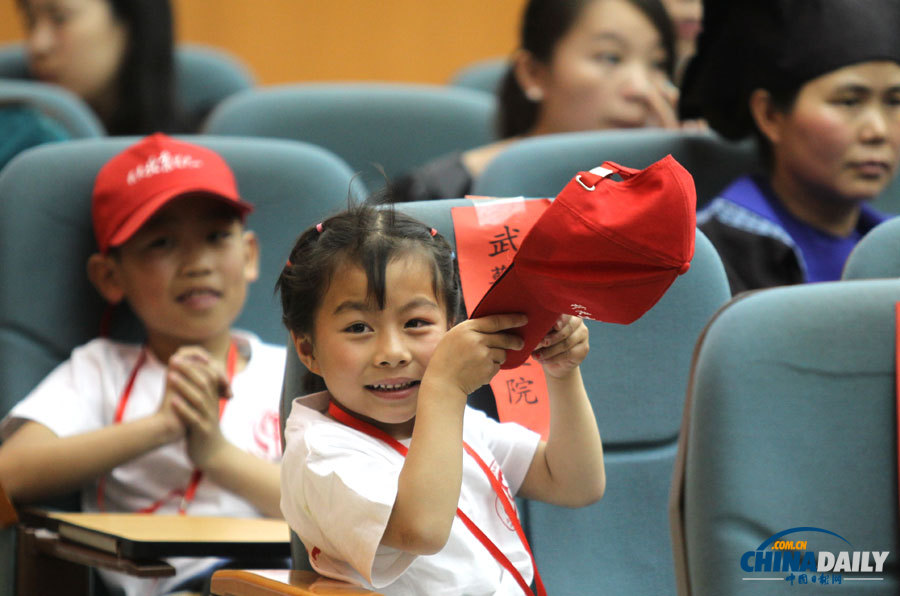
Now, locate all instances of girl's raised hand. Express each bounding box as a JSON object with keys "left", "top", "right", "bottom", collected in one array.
[
  {"left": 166, "top": 346, "right": 232, "bottom": 469},
  {"left": 425, "top": 314, "right": 528, "bottom": 396},
  {"left": 532, "top": 315, "right": 589, "bottom": 378}
]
